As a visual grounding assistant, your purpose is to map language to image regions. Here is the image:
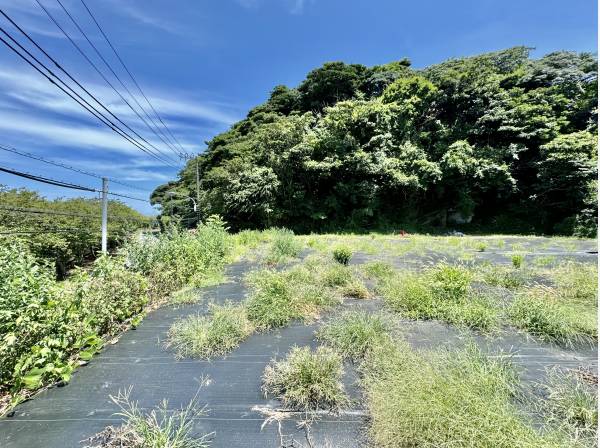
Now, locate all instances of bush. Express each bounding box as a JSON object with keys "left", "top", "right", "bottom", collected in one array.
[
  {"left": 167, "top": 303, "right": 254, "bottom": 359},
  {"left": 512, "top": 254, "right": 524, "bottom": 269},
  {"left": 262, "top": 346, "right": 349, "bottom": 411},
  {"left": 0, "top": 240, "right": 149, "bottom": 395},
  {"left": 123, "top": 216, "right": 230, "bottom": 300},
  {"left": 332, "top": 245, "right": 352, "bottom": 265},
  {"left": 317, "top": 311, "right": 392, "bottom": 360}
]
